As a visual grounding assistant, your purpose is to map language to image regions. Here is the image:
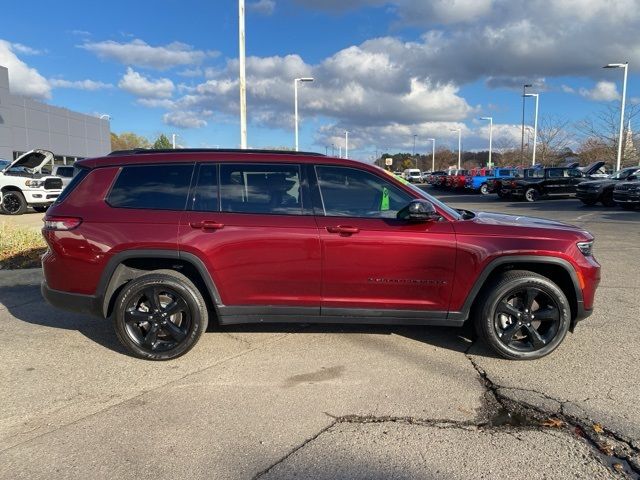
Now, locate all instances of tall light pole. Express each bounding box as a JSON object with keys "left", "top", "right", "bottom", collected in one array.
[
  {"left": 171, "top": 133, "right": 179, "bottom": 149},
  {"left": 238, "top": 0, "right": 247, "bottom": 149},
  {"left": 412, "top": 134, "right": 417, "bottom": 168},
  {"left": 524, "top": 94, "right": 539, "bottom": 166},
  {"left": 345, "top": 130, "right": 349, "bottom": 159},
  {"left": 480, "top": 117, "right": 493, "bottom": 168},
  {"left": 450, "top": 128, "right": 461, "bottom": 169},
  {"left": 604, "top": 62, "right": 629, "bottom": 171},
  {"left": 294, "top": 77, "right": 314, "bottom": 151},
  {"left": 427, "top": 138, "right": 435, "bottom": 172},
  {"left": 521, "top": 84, "right": 532, "bottom": 163}
]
